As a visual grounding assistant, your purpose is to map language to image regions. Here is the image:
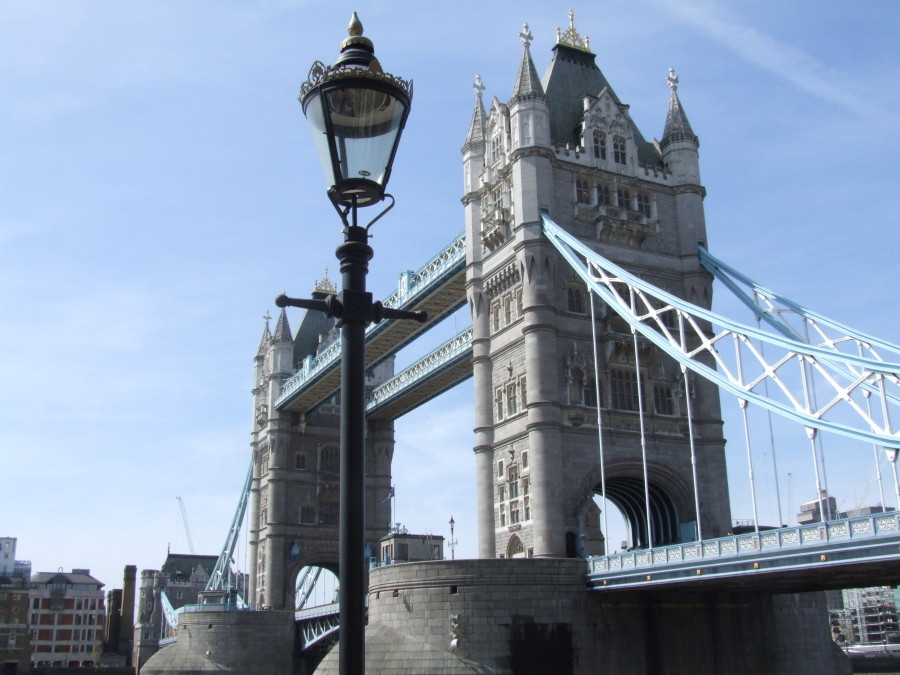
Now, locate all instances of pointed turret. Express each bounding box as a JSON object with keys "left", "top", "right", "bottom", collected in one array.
[
  {"left": 660, "top": 68, "right": 701, "bottom": 185},
  {"left": 269, "top": 307, "right": 295, "bottom": 380},
  {"left": 661, "top": 68, "right": 699, "bottom": 149},
  {"left": 508, "top": 24, "right": 551, "bottom": 154},
  {"left": 510, "top": 23, "right": 545, "bottom": 104},
  {"left": 272, "top": 308, "right": 292, "bottom": 344},
  {"left": 463, "top": 74, "right": 488, "bottom": 153},
  {"left": 256, "top": 310, "right": 272, "bottom": 358}
]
